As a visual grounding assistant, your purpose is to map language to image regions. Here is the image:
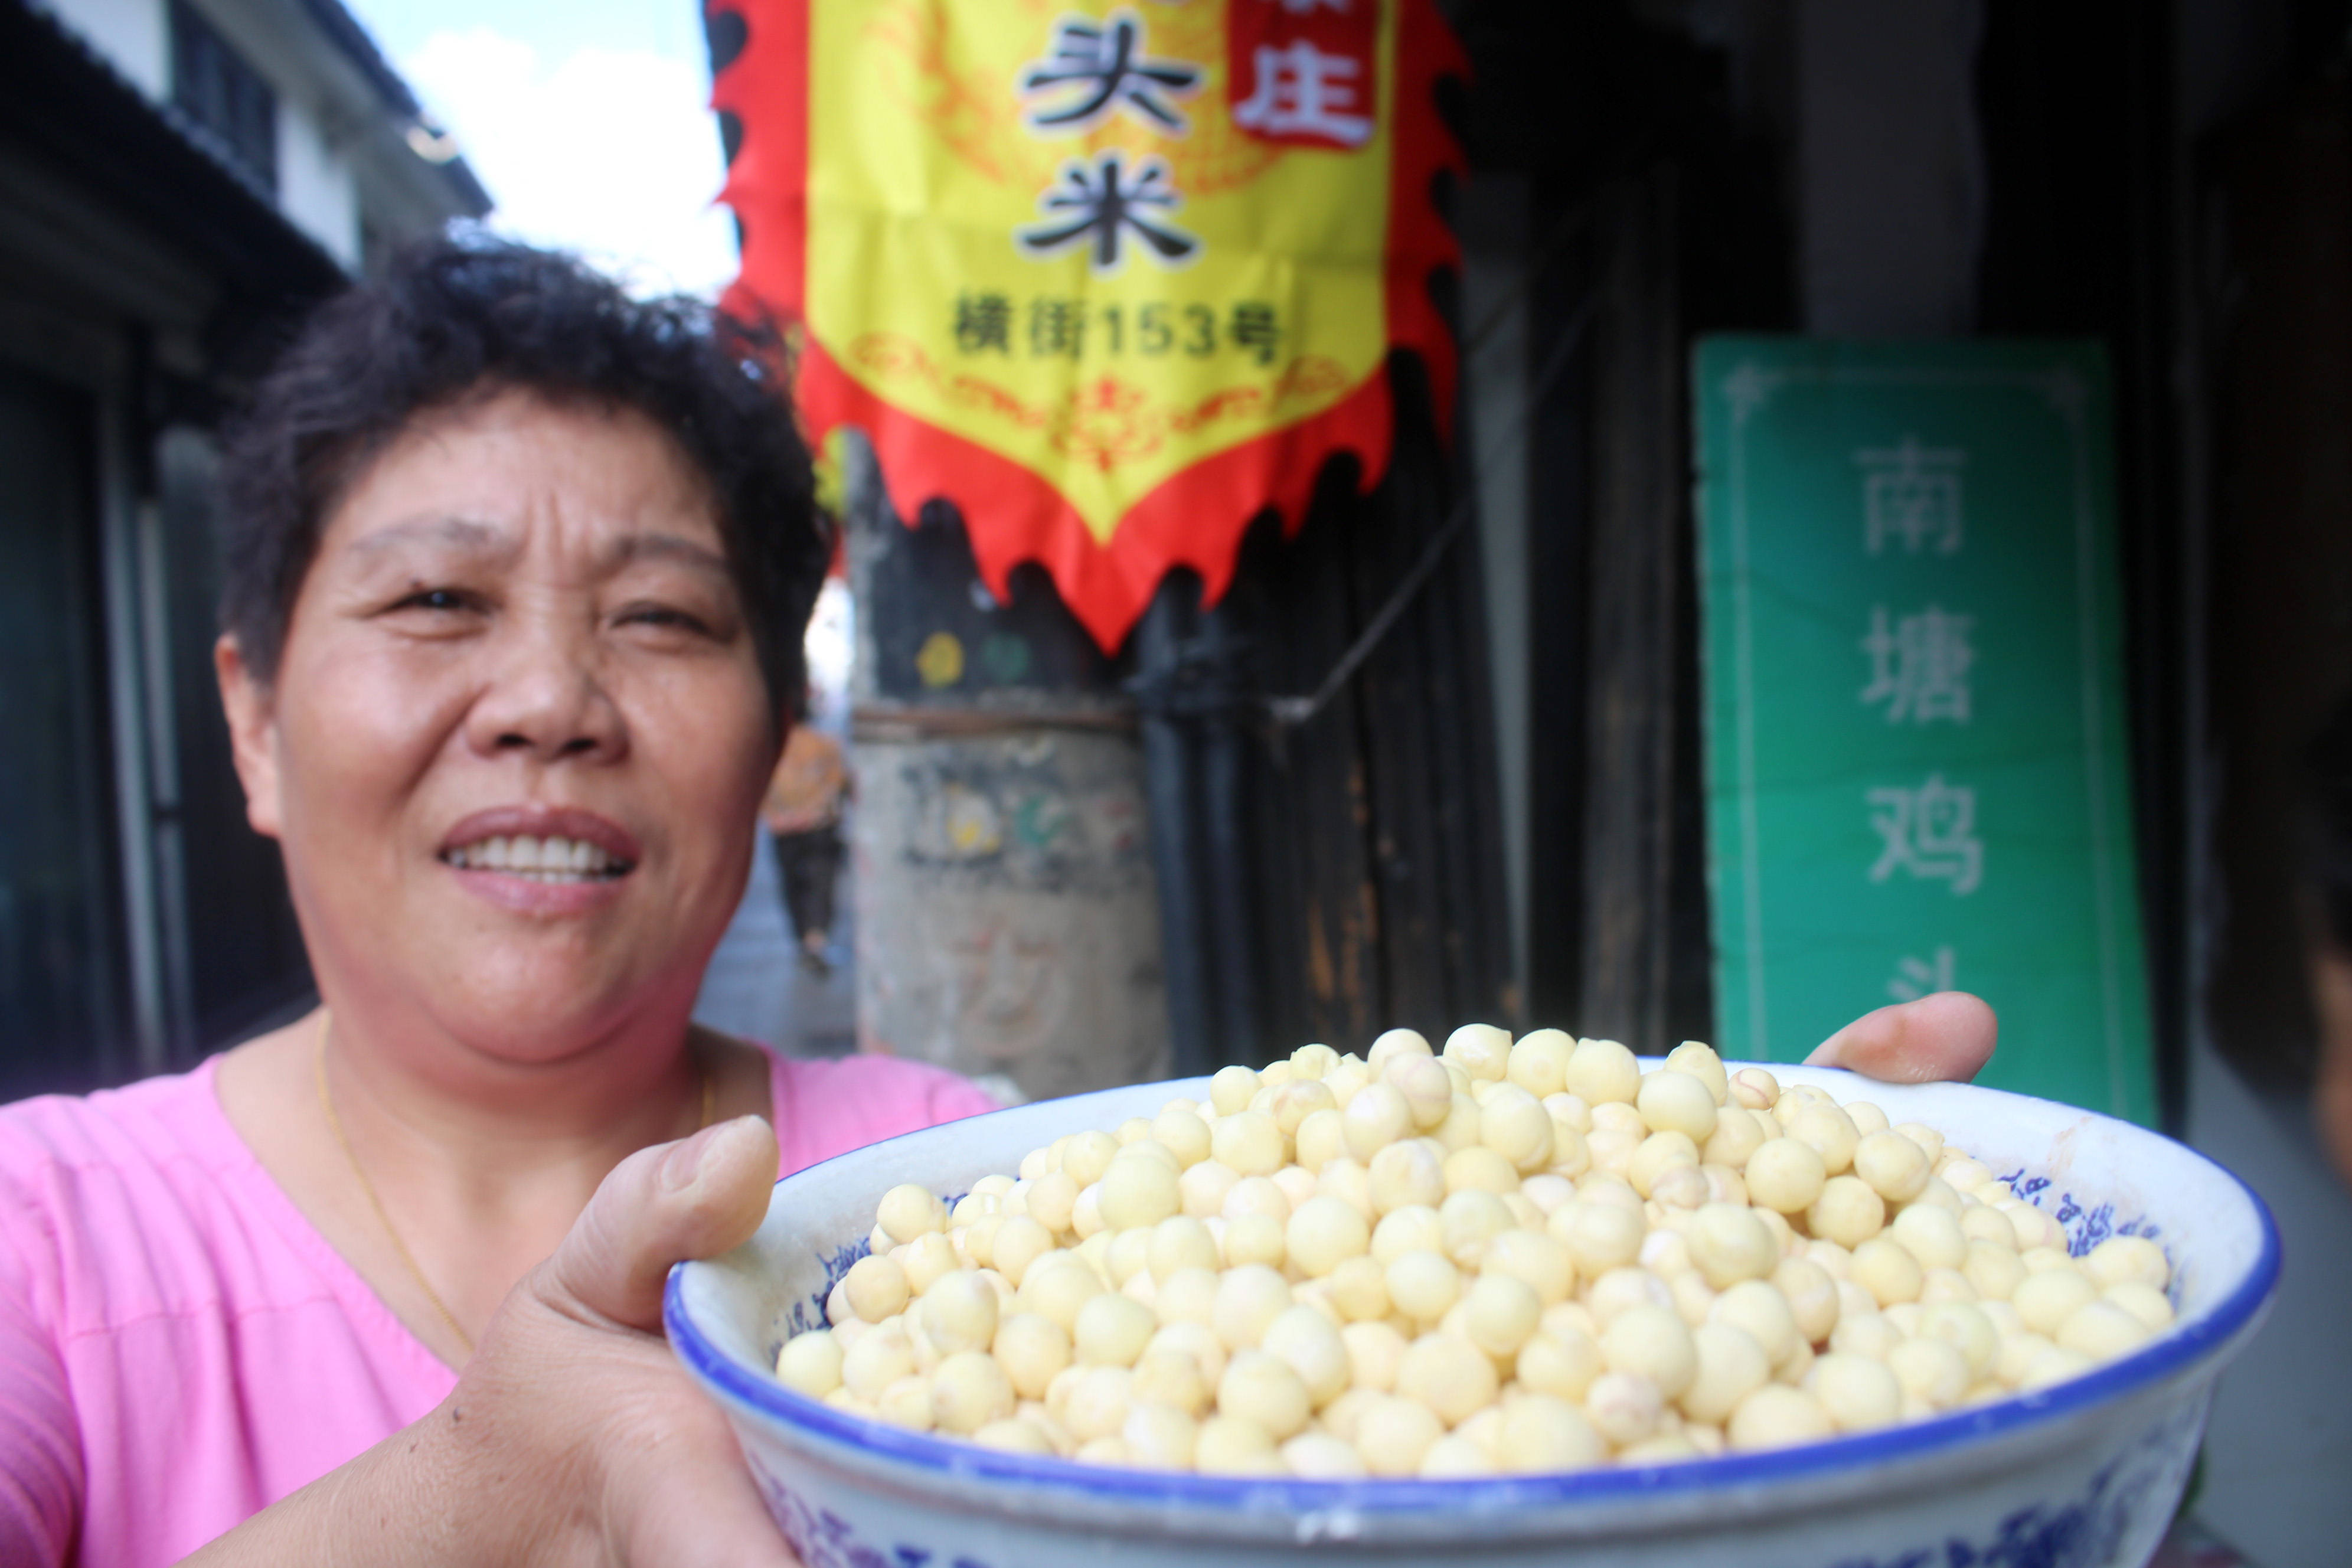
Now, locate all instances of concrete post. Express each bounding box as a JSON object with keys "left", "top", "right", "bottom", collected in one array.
[{"left": 841, "top": 436, "right": 1171, "bottom": 1102}]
